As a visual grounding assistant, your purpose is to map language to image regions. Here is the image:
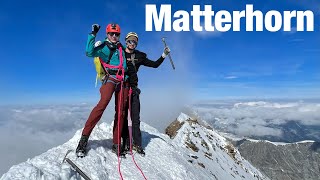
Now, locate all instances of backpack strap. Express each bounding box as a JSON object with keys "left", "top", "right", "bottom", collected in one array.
[
  {"left": 94, "top": 40, "right": 115, "bottom": 72},
  {"left": 99, "top": 44, "right": 125, "bottom": 81},
  {"left": 95, "top": 41, "right": 125, "bottom": 84},
  {"left": 107, "top": 49, "right": 115, "bottom": 64},
  {"left": 100, "top": 41, "right": 124, "bottom": 70},
  {"left": 94, "top": 40, "right": 114, "bottom": 63}
]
